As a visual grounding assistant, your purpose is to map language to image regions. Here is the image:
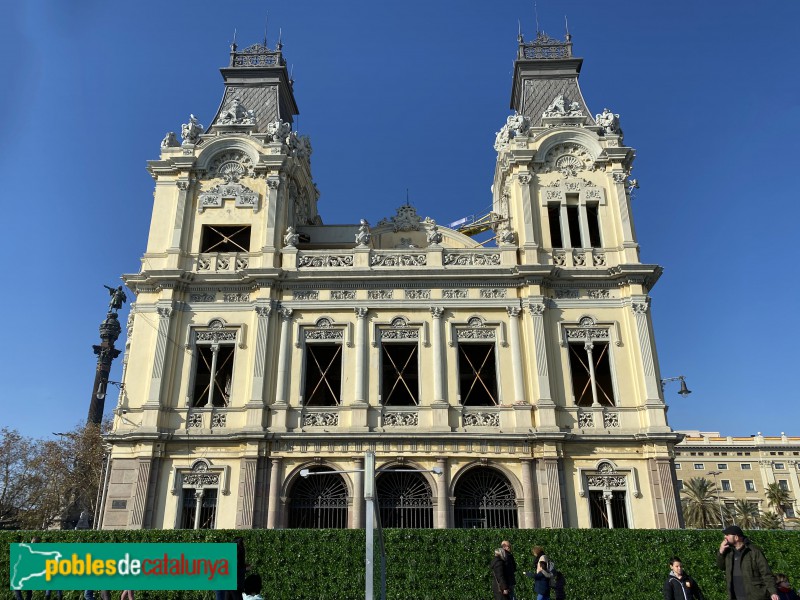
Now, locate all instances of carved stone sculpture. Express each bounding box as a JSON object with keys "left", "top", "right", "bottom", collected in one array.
[
  {"left": 543, "top": 95, "right": 584, "bottom": 118},
  {"left": 355, "top": 219, "right": 371, "bottom": 246},
  {"left": 181, "top": 114, "right": 204, "bottom": 144},
  {"left": 595, "top": 108, "right": 621, "bottom": 135},
  {"left": 426, "top": 221, "right": 443, "bottom": 245},
  {"left": 494, "top": 112, "right": 530, "bottom": 151},
  {"left": 498, "top": 225, "right": 516, "bottom": 245},
  {"left": 161, "top": 132, "right": 179, "bottom": 148},
  {"left": 216, "top": 98, "right": 256, "bottom": 126},
  {"left": 284, "top": 226, "right": 299, "bottom": 248},
  {"left": 266, "top": 119, "right": 292, "bottom": 144}
]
